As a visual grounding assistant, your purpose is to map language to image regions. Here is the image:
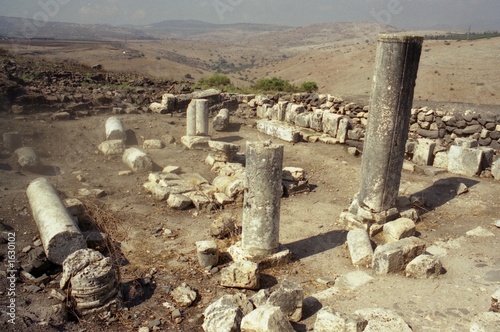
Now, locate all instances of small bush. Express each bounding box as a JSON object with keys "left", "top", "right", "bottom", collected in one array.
[
  {"left": 300, "top": 81, "right": 319, "bottom": 93},
  {"left": 195, "top": 74, "right": 231, "bottom": 89},
  {"left": 251, "top": 77, "right": 295, "bottom": 92}
]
